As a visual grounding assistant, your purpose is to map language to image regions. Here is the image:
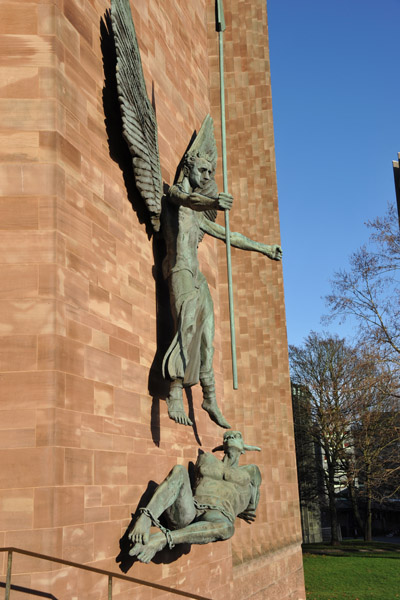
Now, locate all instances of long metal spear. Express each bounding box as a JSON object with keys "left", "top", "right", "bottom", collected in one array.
[{"left": 216, "top": 0, "right": 238, "bottom": 389}]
